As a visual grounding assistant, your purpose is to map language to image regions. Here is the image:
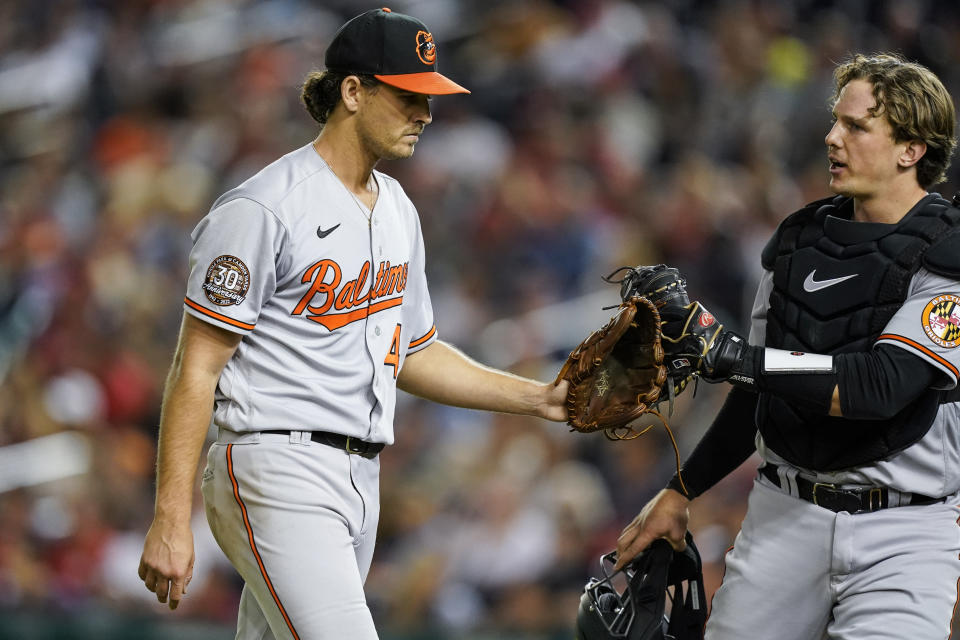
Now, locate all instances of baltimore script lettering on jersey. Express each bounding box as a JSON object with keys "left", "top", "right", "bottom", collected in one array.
[{"left": 292, "top": 259, "right": 409, "bottom": 330}]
